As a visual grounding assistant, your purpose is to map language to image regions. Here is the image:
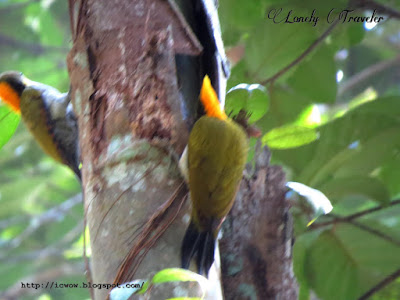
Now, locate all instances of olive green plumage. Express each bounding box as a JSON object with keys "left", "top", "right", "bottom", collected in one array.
[
  {"left": 181, "top": 115, "right": 248, "bottom": 275},
  {"left": 0, "top": 71, "right": 81, "bottom": 180}
]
